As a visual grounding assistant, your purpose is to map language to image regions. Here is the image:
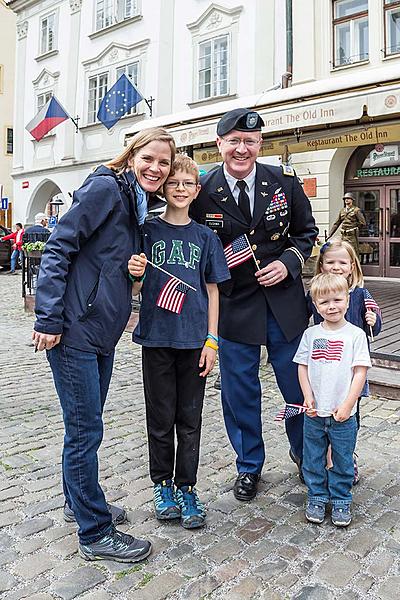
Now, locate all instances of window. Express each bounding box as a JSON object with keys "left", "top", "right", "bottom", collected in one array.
[
  {"left": 116, "top": 62, "right": 140, "bottom": 115},
  {"left": 88, "top": 73, "right": 108, "bottom": 124},
  {"left": 6, "top": 128, "right": 13, "bottom": 154},
  {"left": 198, "top": 35, "right": 229, "bottom": 100},
  {"left": 37, "top": 91, "right": 52, "bottom": 113},
  {"left": 40, "top": 13, "right": 56, "bottom": 55},
  {"left": 333, "top": 0, "right": 368, "bottom": 67},
  {"left": 95, "top": 0, "right": 138, "bottom": 31},
  {"left": 384, "top": 0, "right": 400, "bottom": 56}
]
